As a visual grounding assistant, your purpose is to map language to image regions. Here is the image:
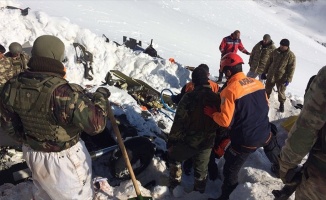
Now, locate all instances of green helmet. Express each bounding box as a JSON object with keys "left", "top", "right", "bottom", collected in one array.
[{"left": 9, "top": 42, "right": 23, "bottom": 55}]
